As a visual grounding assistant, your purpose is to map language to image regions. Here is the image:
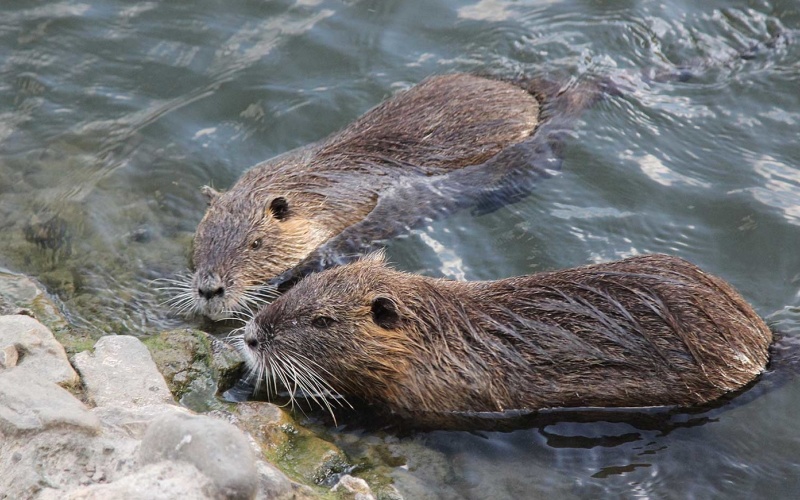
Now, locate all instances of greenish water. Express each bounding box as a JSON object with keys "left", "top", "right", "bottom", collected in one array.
[{"left": 2, "top": 0, "right": 800, "bottom": 497}]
